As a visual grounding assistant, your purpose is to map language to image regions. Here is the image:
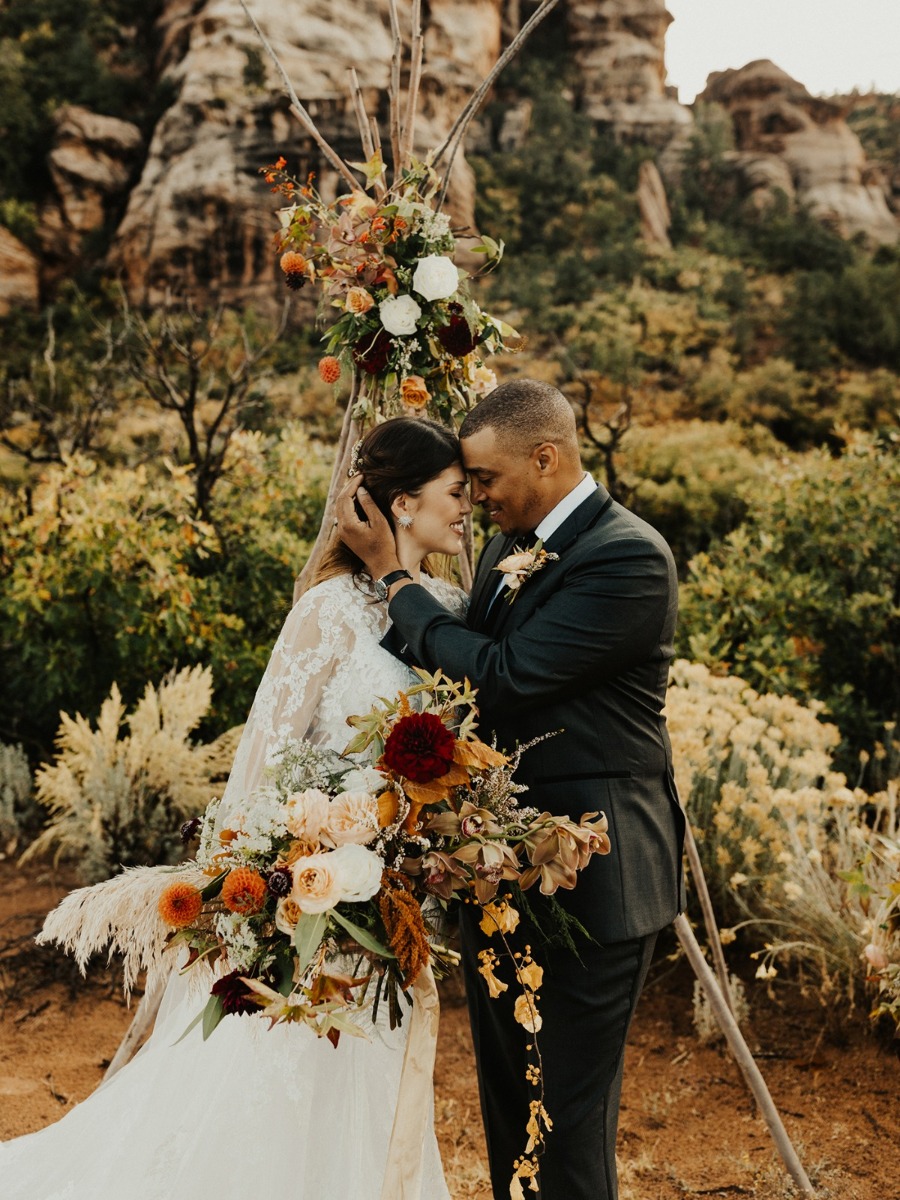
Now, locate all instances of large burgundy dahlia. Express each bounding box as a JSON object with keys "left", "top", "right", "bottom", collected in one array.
[{"left": 382, "top": 712, "right": 456, "bottom": 783}]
